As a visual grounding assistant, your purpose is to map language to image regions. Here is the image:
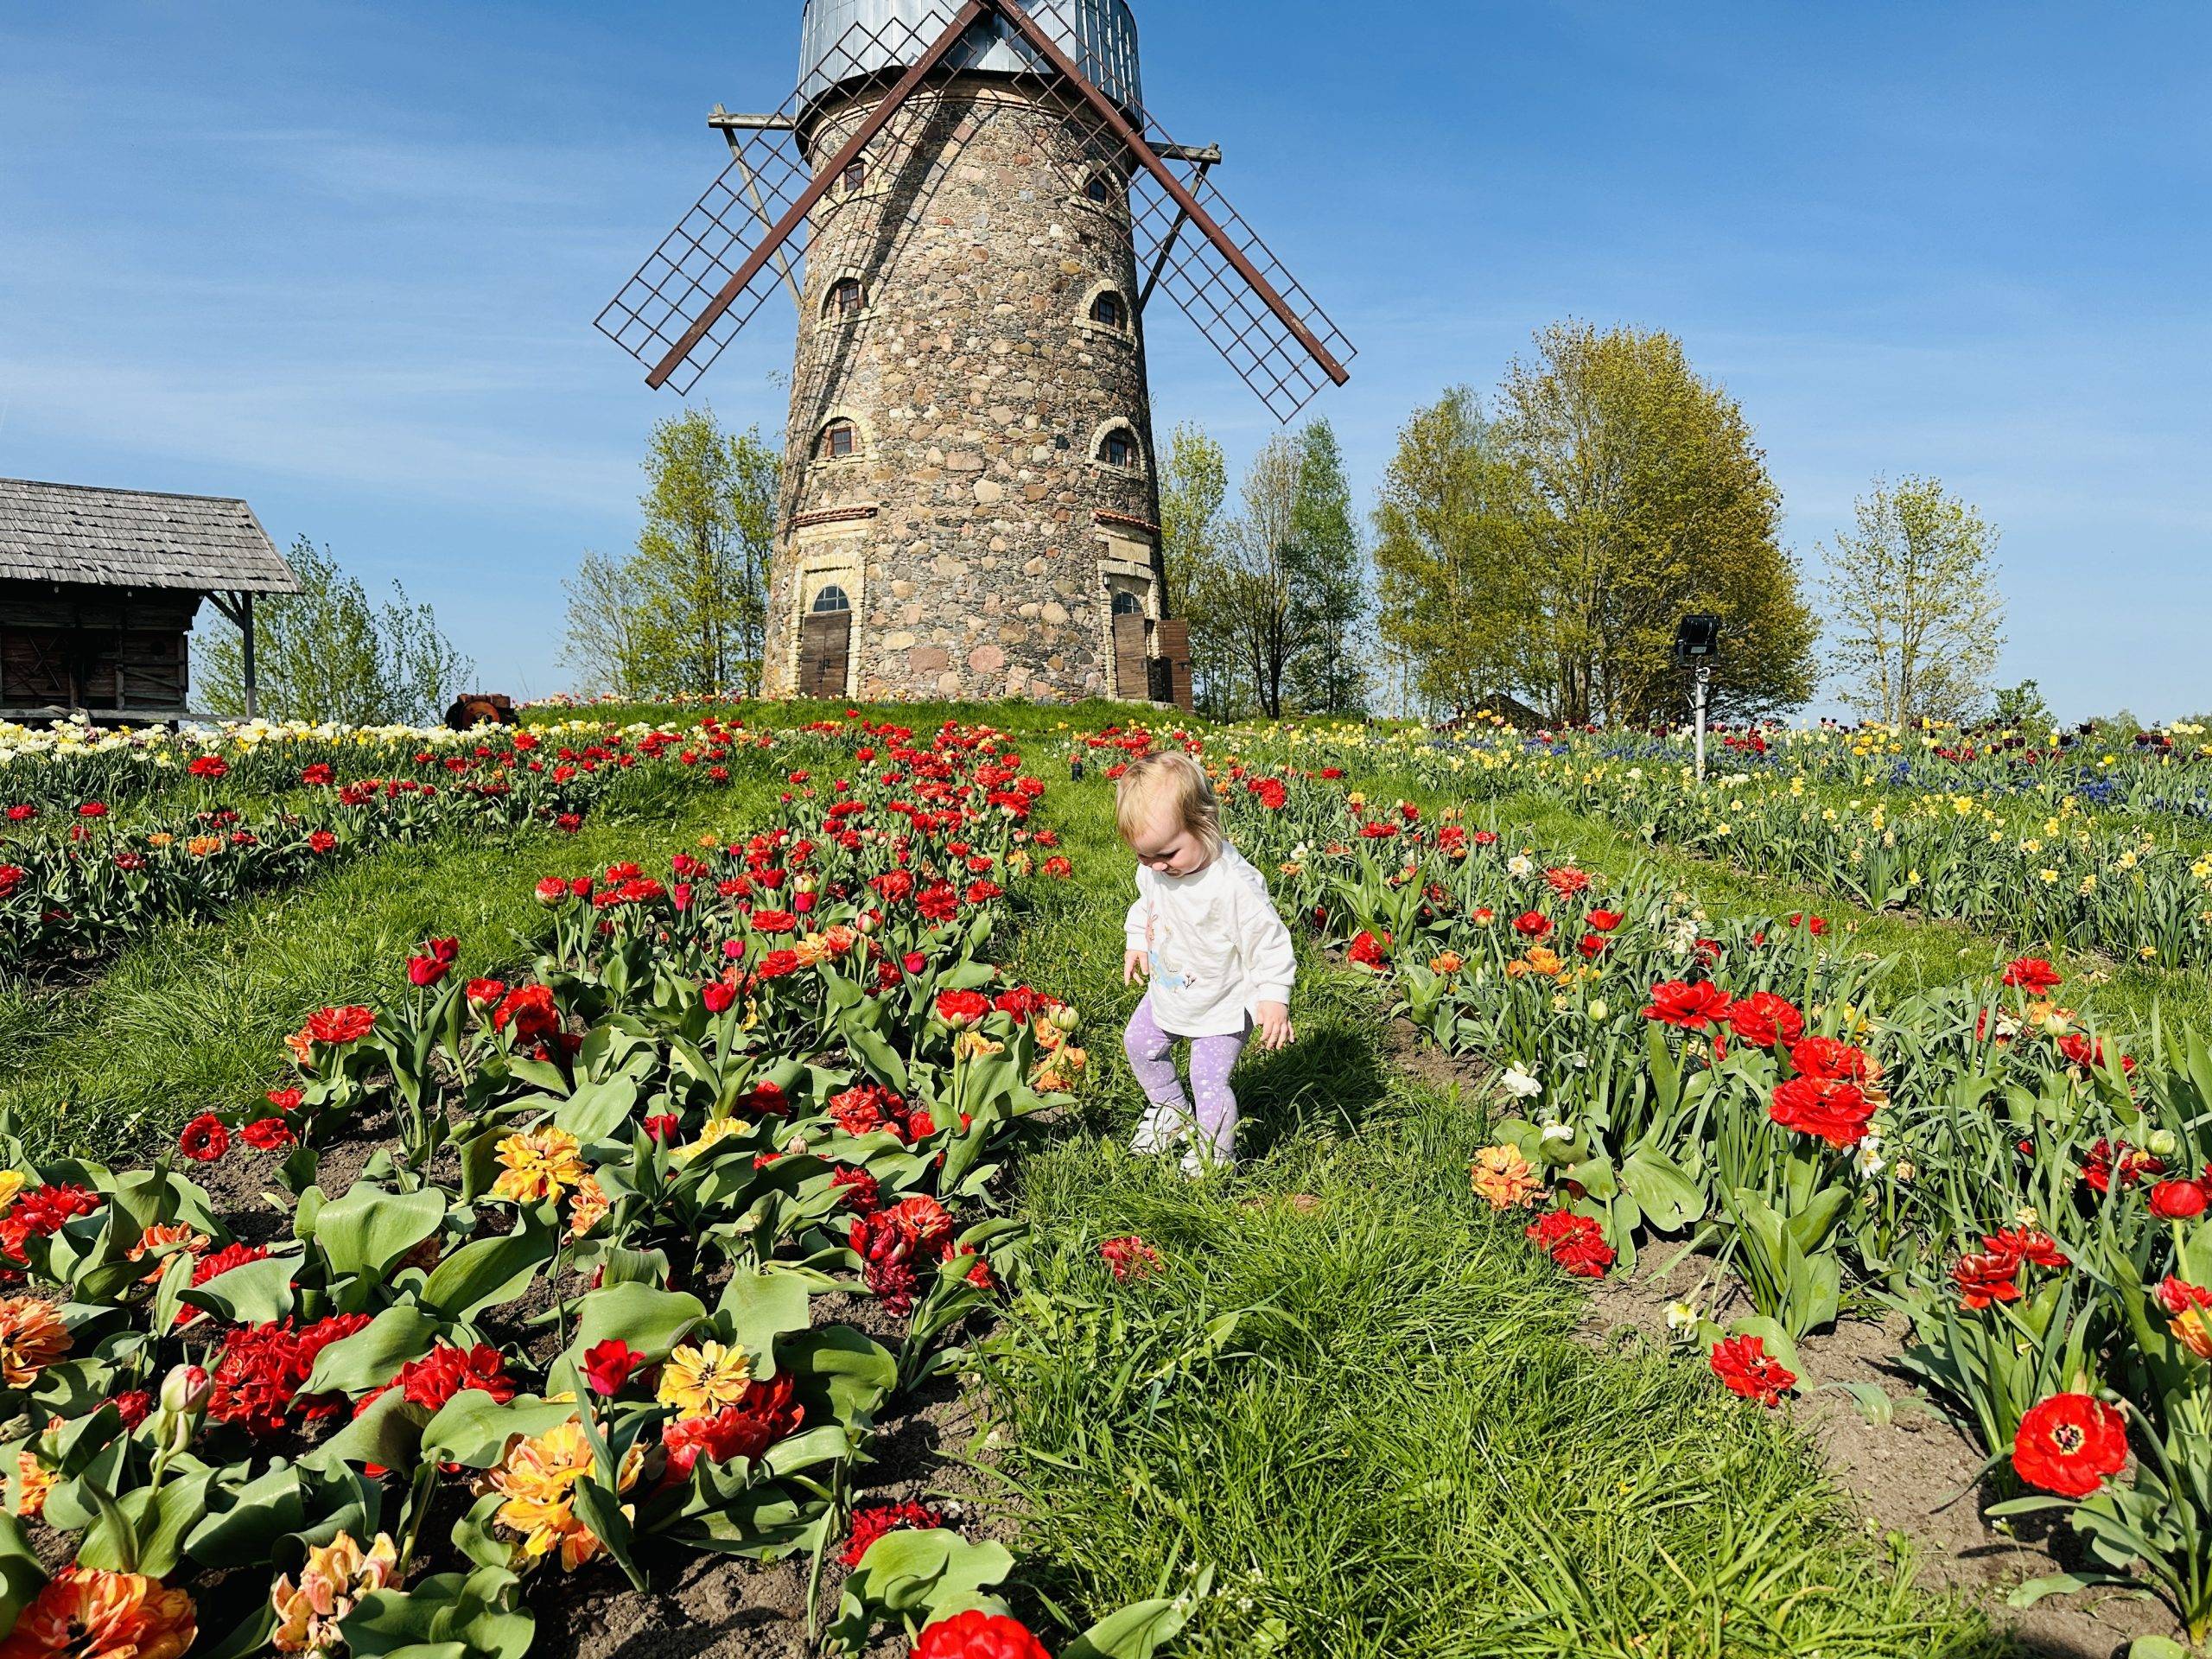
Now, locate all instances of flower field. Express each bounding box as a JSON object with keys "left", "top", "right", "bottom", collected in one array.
[
  {"left": 1392, "top": 719, "right": 2212, "bottom": 969},
  {"left": 0, "top": 720, "right": 778, "bottom": 969},
  {"left": 0, "top": 715, "right": 1198, "bottom": 1659},
  {"left": 4, "top": 699, "right": 2209, "bottom": 1658},
  {"left": 1082, "top": 717, "right": 2212, "bottom": 1654}
]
